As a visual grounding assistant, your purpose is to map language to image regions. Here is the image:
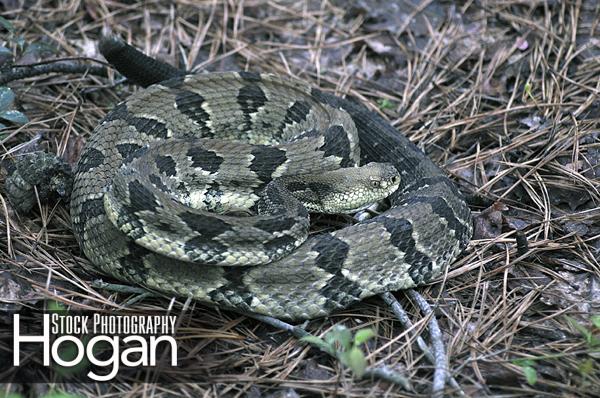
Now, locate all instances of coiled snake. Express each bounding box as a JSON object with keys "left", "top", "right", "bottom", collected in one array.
[{"left": 11, "top": 38, "right": 473, "bottom": 320}]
